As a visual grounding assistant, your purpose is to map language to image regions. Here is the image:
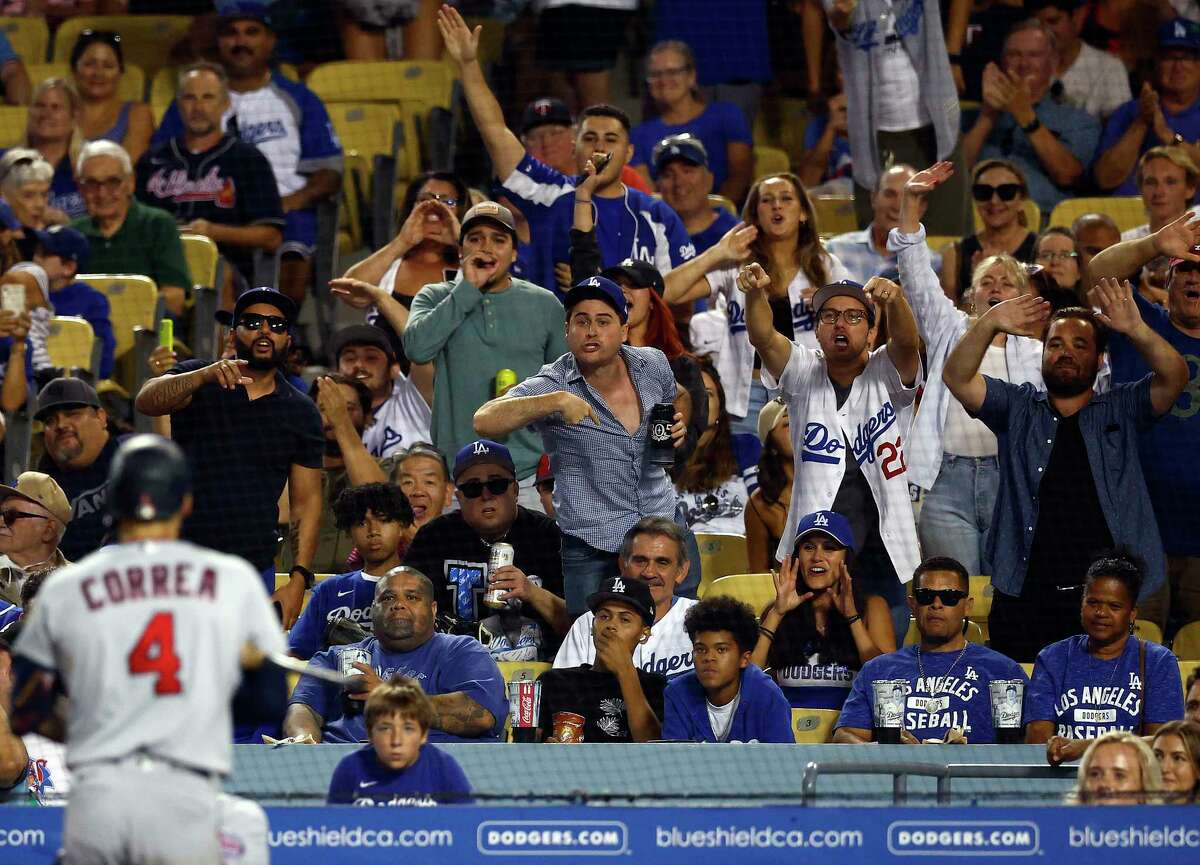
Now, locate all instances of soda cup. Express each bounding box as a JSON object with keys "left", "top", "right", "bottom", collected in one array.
[
  {"left": 647, "top": 402, "right": 675, "bottom": 466},
  {"left": 339, "top": 646, "right": 371, "bottom": 717},
  {"left": 495, "top": 368, "right": 517, "bottom": 396},
  {"left": 989, "top": 679, "right": 1025, "bottom": 744},
  {"left": 484, "top": 542, "right": 515, "bottom": 609},
  {"left": 872, "top": 679, "right": 907, "bottom": 744},
  {"left": 508, "top": 678, "right": 542, "bottom": 743}
]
